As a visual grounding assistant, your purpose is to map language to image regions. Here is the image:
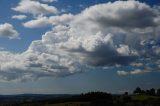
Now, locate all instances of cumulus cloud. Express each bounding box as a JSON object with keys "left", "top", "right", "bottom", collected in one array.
[
  {"left": 0, "top": 0, "right": 160, "bottom": 81},
  {"left": 12, "top": 15, "right": 27, "bottom": 20},
  {"left": 0, "top": 23, "right": 19, "bottom": 39},
  {"left": 12, "top": 0, "right": 58, "bottom": 16}
]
